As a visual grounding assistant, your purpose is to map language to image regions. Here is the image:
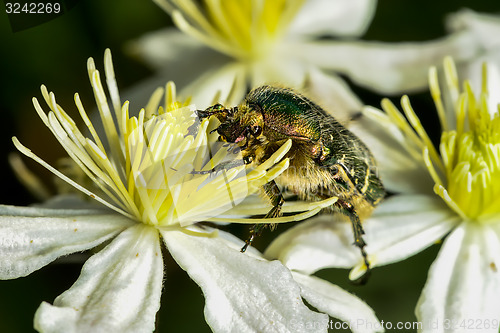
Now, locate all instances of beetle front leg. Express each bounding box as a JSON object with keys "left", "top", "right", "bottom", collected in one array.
[
  {"left": 190, "top": 159, "right": 246, "bottom": 175},
  {"left": 190, "top": 151, "right": 255, "bottom": 175},
  {"left": 240, "top": 180, "right": 284, "bottom": 252}
]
